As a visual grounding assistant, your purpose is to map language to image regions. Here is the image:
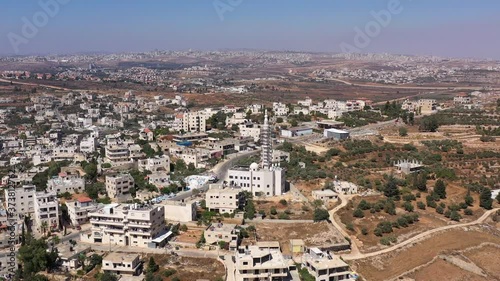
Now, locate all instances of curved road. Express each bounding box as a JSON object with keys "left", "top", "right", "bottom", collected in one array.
[{"left": 341, "top": 208, "right": 499, "bottom": 261}]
